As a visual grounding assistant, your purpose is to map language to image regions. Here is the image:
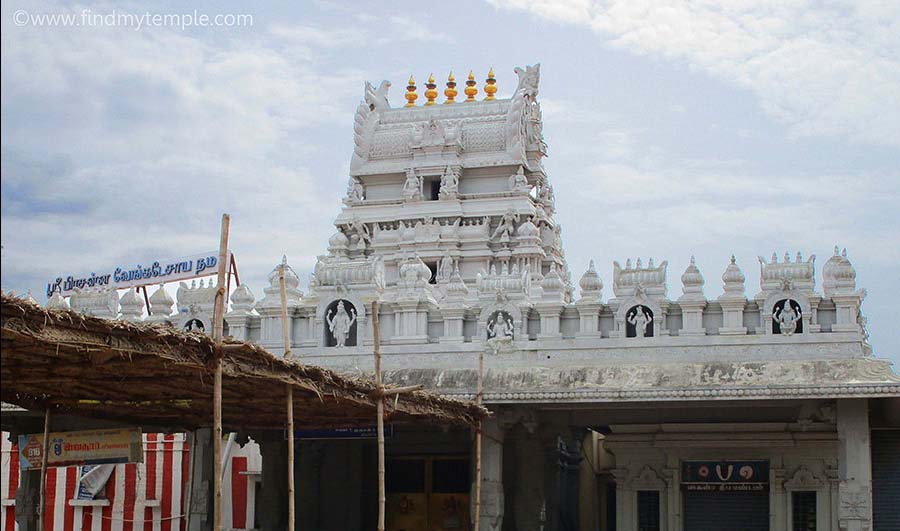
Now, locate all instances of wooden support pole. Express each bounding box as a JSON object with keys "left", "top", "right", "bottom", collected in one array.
[
  {"left": 473, "top": 349, "right": 484, "bottom": 531},
  {"left": 372, "top": 301, "right": 386, "bottom": 531},
  {"left": 37, "top": 408, "right": 50, "bottom": 531},
  {"left": 279, "top": 267, "right": 296, "bottom": 531},
  {"left": 211, "top": 213, "right": 230, "bottom": 531}
]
